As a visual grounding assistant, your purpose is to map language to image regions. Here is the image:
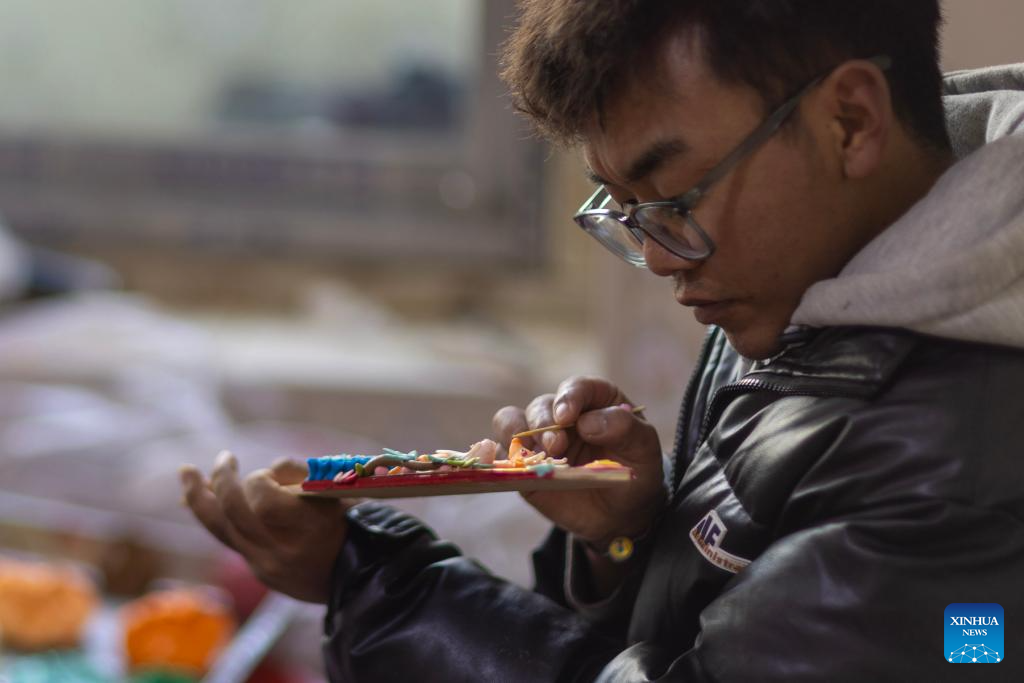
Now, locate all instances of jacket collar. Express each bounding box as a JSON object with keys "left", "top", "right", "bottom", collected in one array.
[{"left": 743, "top": 326, "right": 922, "bottom": 398}]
